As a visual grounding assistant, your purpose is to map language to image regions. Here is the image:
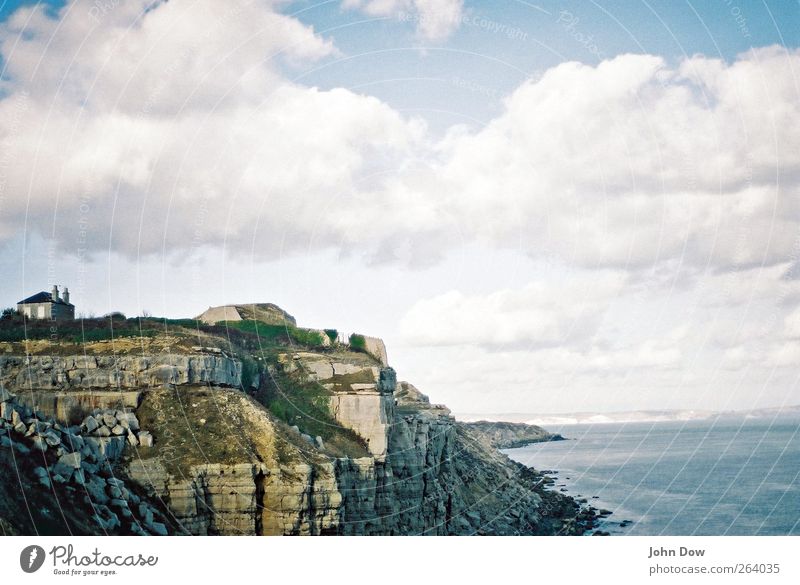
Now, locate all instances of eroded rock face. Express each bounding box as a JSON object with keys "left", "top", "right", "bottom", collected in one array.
[
  {"left": 128, "top": 459, "right": 262, "bottom": 535},
  {"left": 329, "top": 393, "right": 393, "bottom": 460},
  {"left": 125, "top": 392, "right": 558, "bottom": 535},
  {"left": 0, "top": 354, "right": 242, "bottom": 392}
]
